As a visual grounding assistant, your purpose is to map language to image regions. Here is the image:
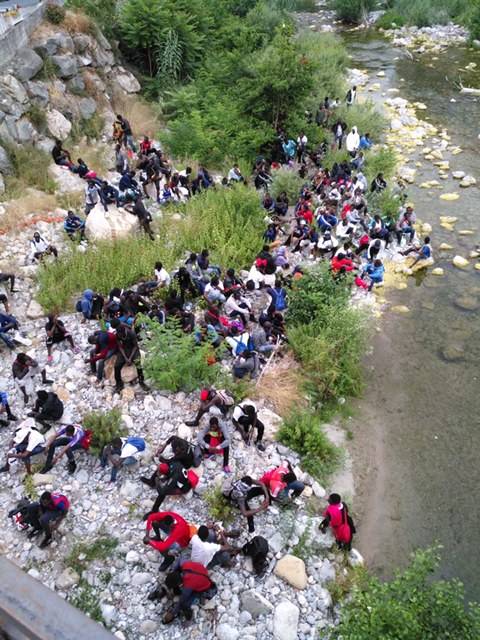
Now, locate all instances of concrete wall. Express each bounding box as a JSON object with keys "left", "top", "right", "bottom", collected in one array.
[{"left": 0, "top": 0, "right": 65, "bottom": 68}]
